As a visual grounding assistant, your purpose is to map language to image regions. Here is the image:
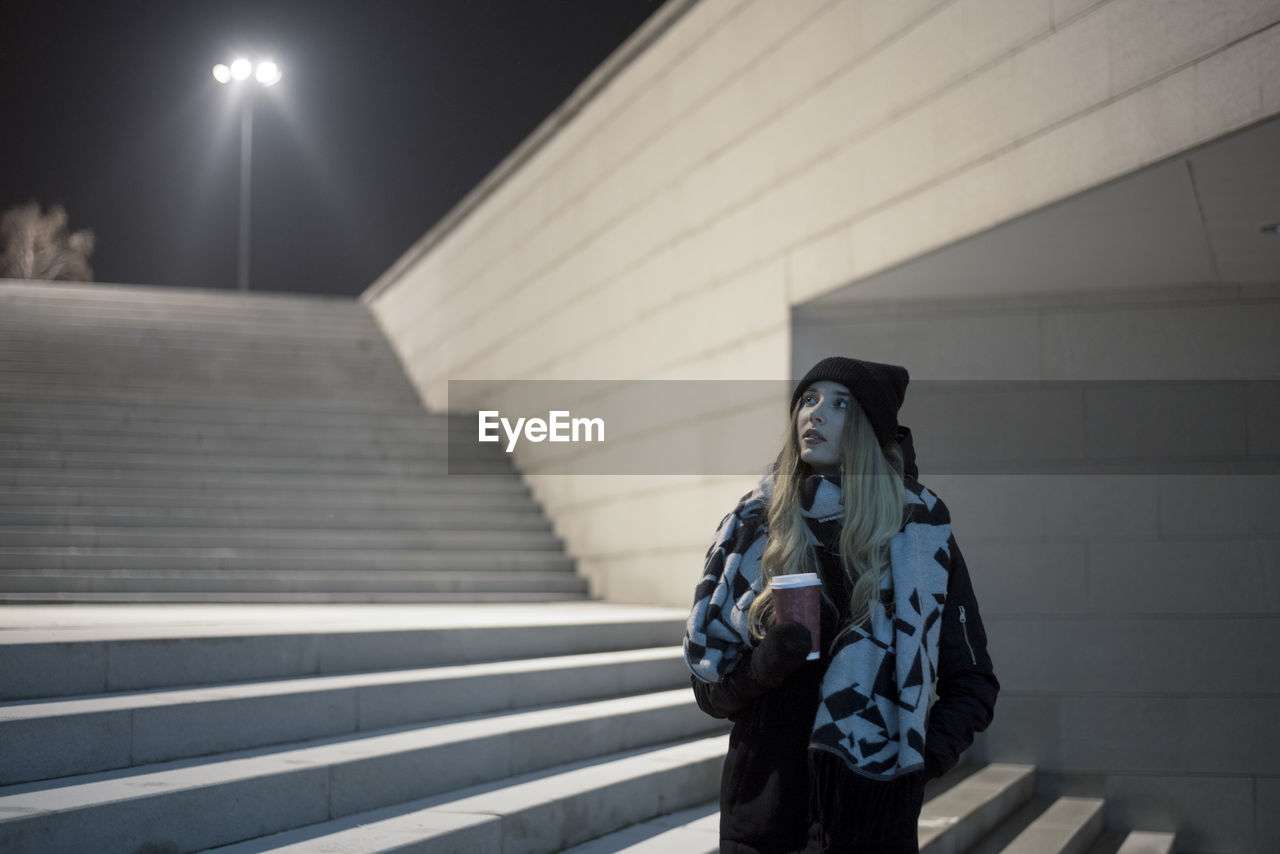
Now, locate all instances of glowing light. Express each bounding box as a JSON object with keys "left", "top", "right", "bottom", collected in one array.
[
  {"left": 212, "top": 64, "right": 232, "bottom": 84},
  {"left": 230, "top": 58, "right": 252, "bottom": 80},
  {"left": 255, "top": 61, "right": 281, "bottom": 86}
]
